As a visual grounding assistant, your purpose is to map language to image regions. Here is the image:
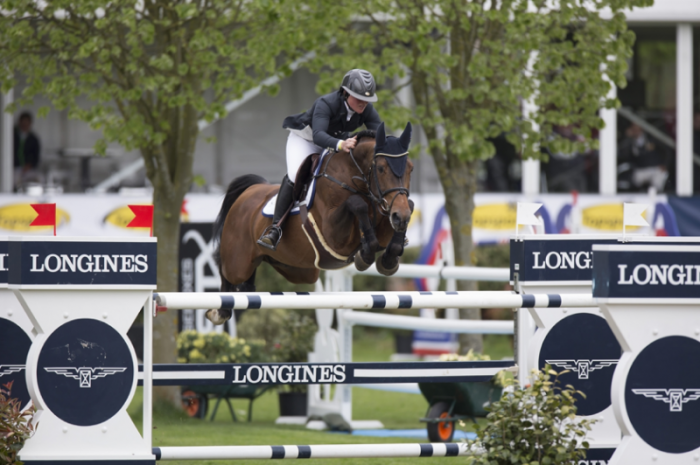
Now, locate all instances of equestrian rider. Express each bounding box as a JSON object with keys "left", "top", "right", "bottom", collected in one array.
[{"left": 257, "top": 69, "right": 383, "bottom": 250}]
